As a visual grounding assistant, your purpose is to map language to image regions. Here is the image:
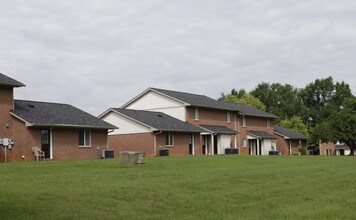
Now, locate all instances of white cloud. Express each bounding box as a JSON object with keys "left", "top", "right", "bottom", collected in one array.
[{"left": 0, "top": 0, "right": 355, "bottom": 115}]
